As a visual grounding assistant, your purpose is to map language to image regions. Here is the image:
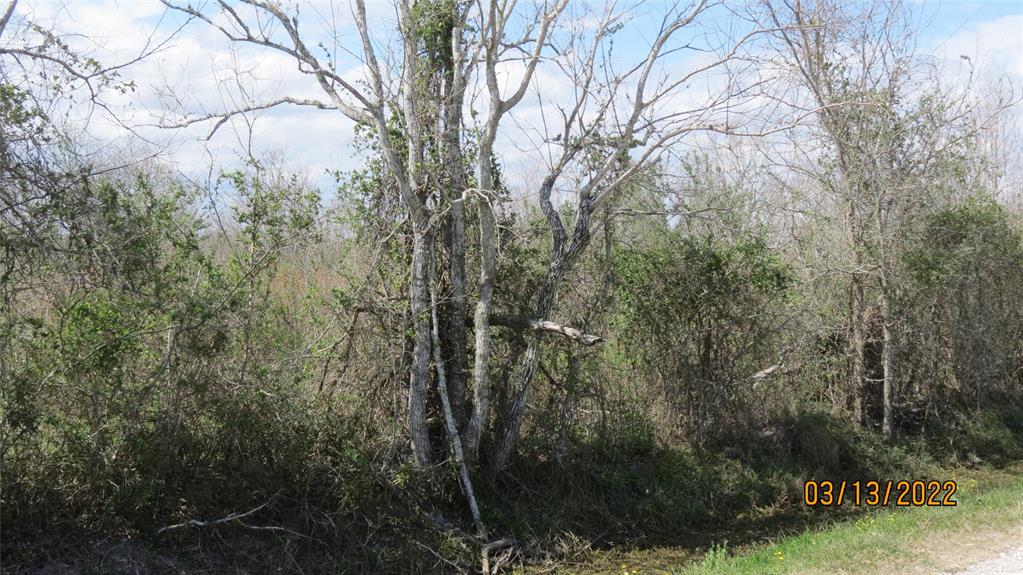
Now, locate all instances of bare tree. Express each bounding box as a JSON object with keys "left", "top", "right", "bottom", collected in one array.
[
  {"left": 157, "top": 0, "right": 453, "bottom": 464},
  {"left": 464, "top": 0, "right": 567, "bottom": 461},
  {"left": 485, "top": 2, "right": 772, "bottom": 469},
  {"left": 156, "top": 0, "right": 770, "bottom": 473},
  {"left": 1, "top": 0, "right": 181, "bottom": 139},
  {"left": 763, "top": 0, "right": 1015, "bottom": 437}
]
